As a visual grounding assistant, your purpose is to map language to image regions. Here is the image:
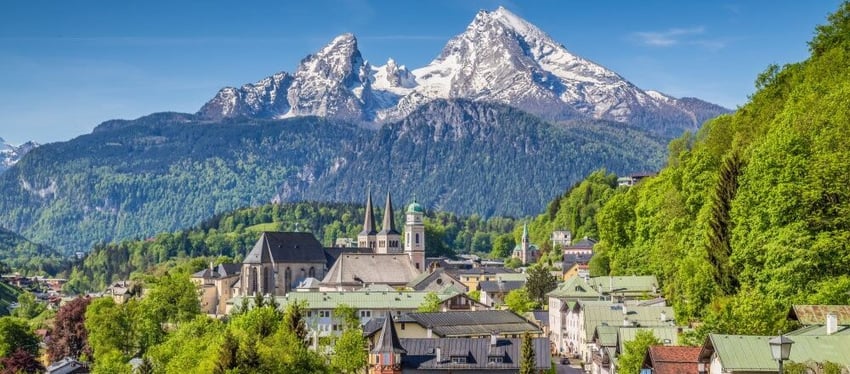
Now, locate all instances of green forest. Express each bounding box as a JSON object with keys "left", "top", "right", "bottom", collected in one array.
[
  {"left": 525, "top": 2, "right": 850, "bottom": 341},
  {"left": 60, "top": 201, "right": 520, "bottom": 293},
  {"left": 0, "top": 99, "right": 666, "bottom": 255}
]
